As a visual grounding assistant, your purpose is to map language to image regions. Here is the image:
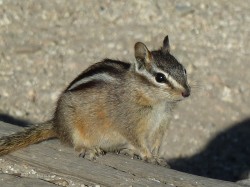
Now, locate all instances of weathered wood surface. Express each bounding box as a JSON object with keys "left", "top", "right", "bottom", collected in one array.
[
  {"left": 0, "top": 173, "right": 57, "bottom": 187},
  {"left": 0, "top": 122, "right": 246, "bottom": 187}
]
